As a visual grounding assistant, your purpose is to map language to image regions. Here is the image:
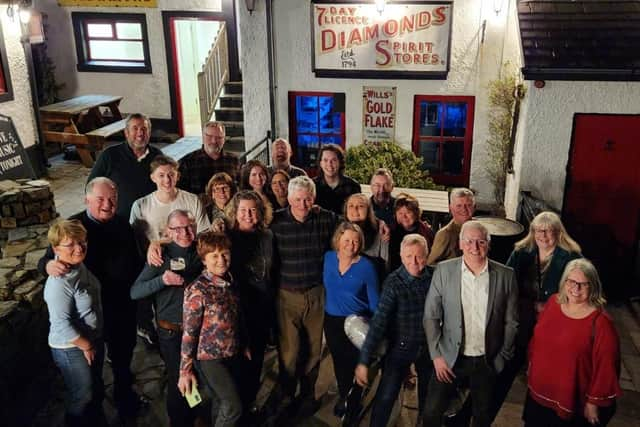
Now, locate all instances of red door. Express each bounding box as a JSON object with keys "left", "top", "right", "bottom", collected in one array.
[{"left": 563, "top": 114, "right": 640, "bottom": 298}]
